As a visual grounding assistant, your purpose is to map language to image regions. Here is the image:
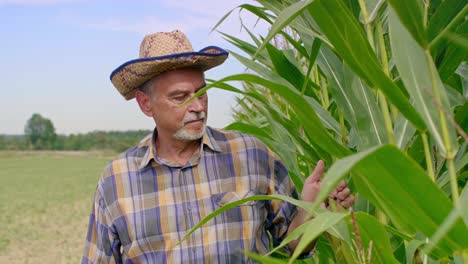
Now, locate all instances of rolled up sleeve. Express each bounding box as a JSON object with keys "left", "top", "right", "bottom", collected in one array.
[{"left": 265, "top": 155, "right": 299, "bottom": 252}]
